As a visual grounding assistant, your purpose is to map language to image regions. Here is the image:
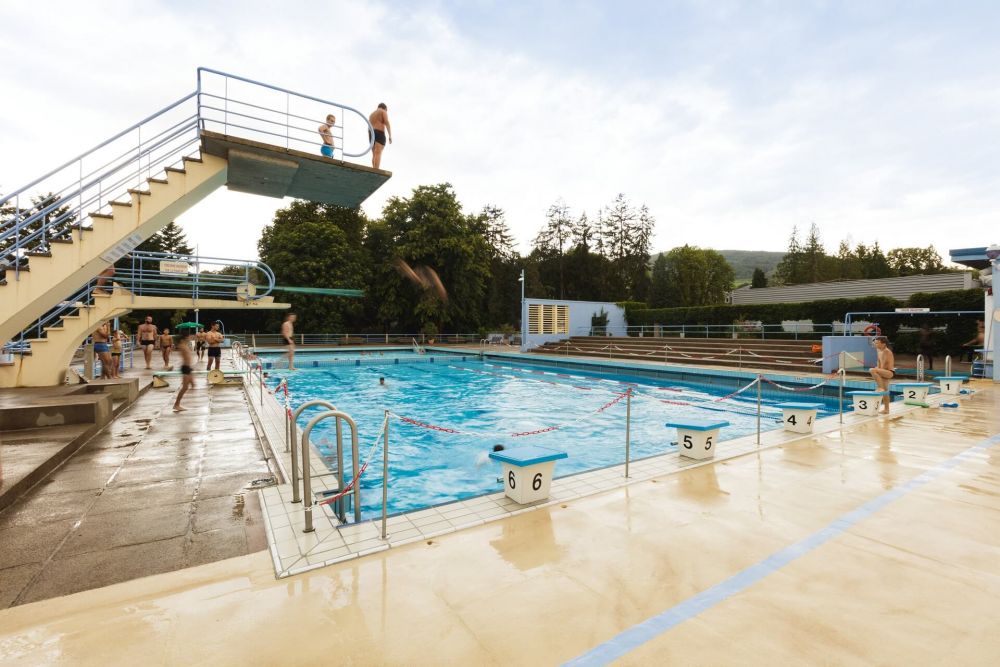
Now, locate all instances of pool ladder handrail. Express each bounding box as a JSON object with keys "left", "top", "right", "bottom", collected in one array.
[
  {"left": 292, "top": 402, "right": 361, "bottom": 527},
  {"left": 300, "top": 410, "right": 361, "bottom": 530}
]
